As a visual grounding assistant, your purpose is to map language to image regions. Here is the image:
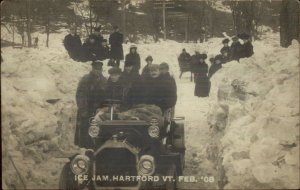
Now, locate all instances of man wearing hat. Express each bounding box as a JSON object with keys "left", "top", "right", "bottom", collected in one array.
[
  {"left": 109, "top": 26, "right": 124, "bottom": 67},
  {"left": 120, "top": 61, "right": 143, "bottom": 108},
  {"left": 75, "top": 61, "right": 107, "bottom": 148},
  {"left": 208, "top": 54, "right": 223, "bottom": 78},
  {"left": 159, "top": 62, "right": 177, "bottom": 112},
  {"left": 125, "top": 44, "right": 141, "bottom": 74},
  {"left": 230, "top": 36, "right": 242, "bottom": 61},
  {"left": 193, "top": 54, "right": 210, "bottom": 97},
  {"left": 141, "top": 55, "right": 153, "bottom": 79},
  {"left": 105, "top": 67, "right": 125, "bottom": 105},
  {"left": 238, "top": 33, "right": 254, "bottom": 58},
  {"left": 63, "top": 27, "right": 82, "bottom": 61}
]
